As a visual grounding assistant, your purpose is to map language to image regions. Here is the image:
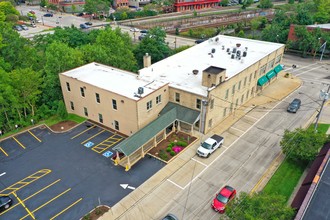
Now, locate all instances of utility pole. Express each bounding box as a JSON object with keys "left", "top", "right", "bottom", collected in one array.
[{"left": 314, "top": 84, "right": 330, "bottom": 132}]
